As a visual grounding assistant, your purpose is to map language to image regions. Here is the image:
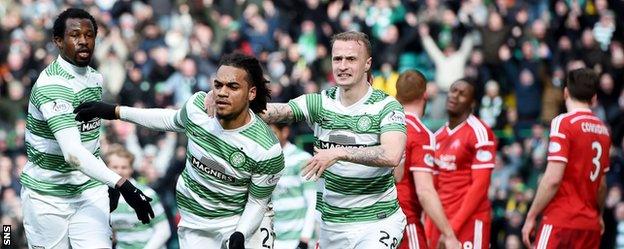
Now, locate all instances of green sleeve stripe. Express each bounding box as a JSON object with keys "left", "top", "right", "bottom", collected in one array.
[
  {"left": 249, "top": 182, "right": 276, "bottom": 199},
  {"left": 379, "top": 101, "right": 404, "bottom": 119},
  {"left": 75, "top": 87, "right": 102, "bottom": 102},
  {"left": 288, "top": 101, "right": 305, "bottom": 122},
  {"left": 305, "top": 94, "right": 322, "bottom": 123},
  {"left": 30, "top": 85, "right": 75, "bottom": 108},
  {"left": 381, "top": 124, "right": 407, "bottom": 134},
  {"left": 254, "top": 154, "right": 285, "bottom": 175},
  {"left": 47, "top": 114, "right": 77, "bottom": 133},
  {"left": 192, "top": 92, "right": 207, "bottom": 111}
]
